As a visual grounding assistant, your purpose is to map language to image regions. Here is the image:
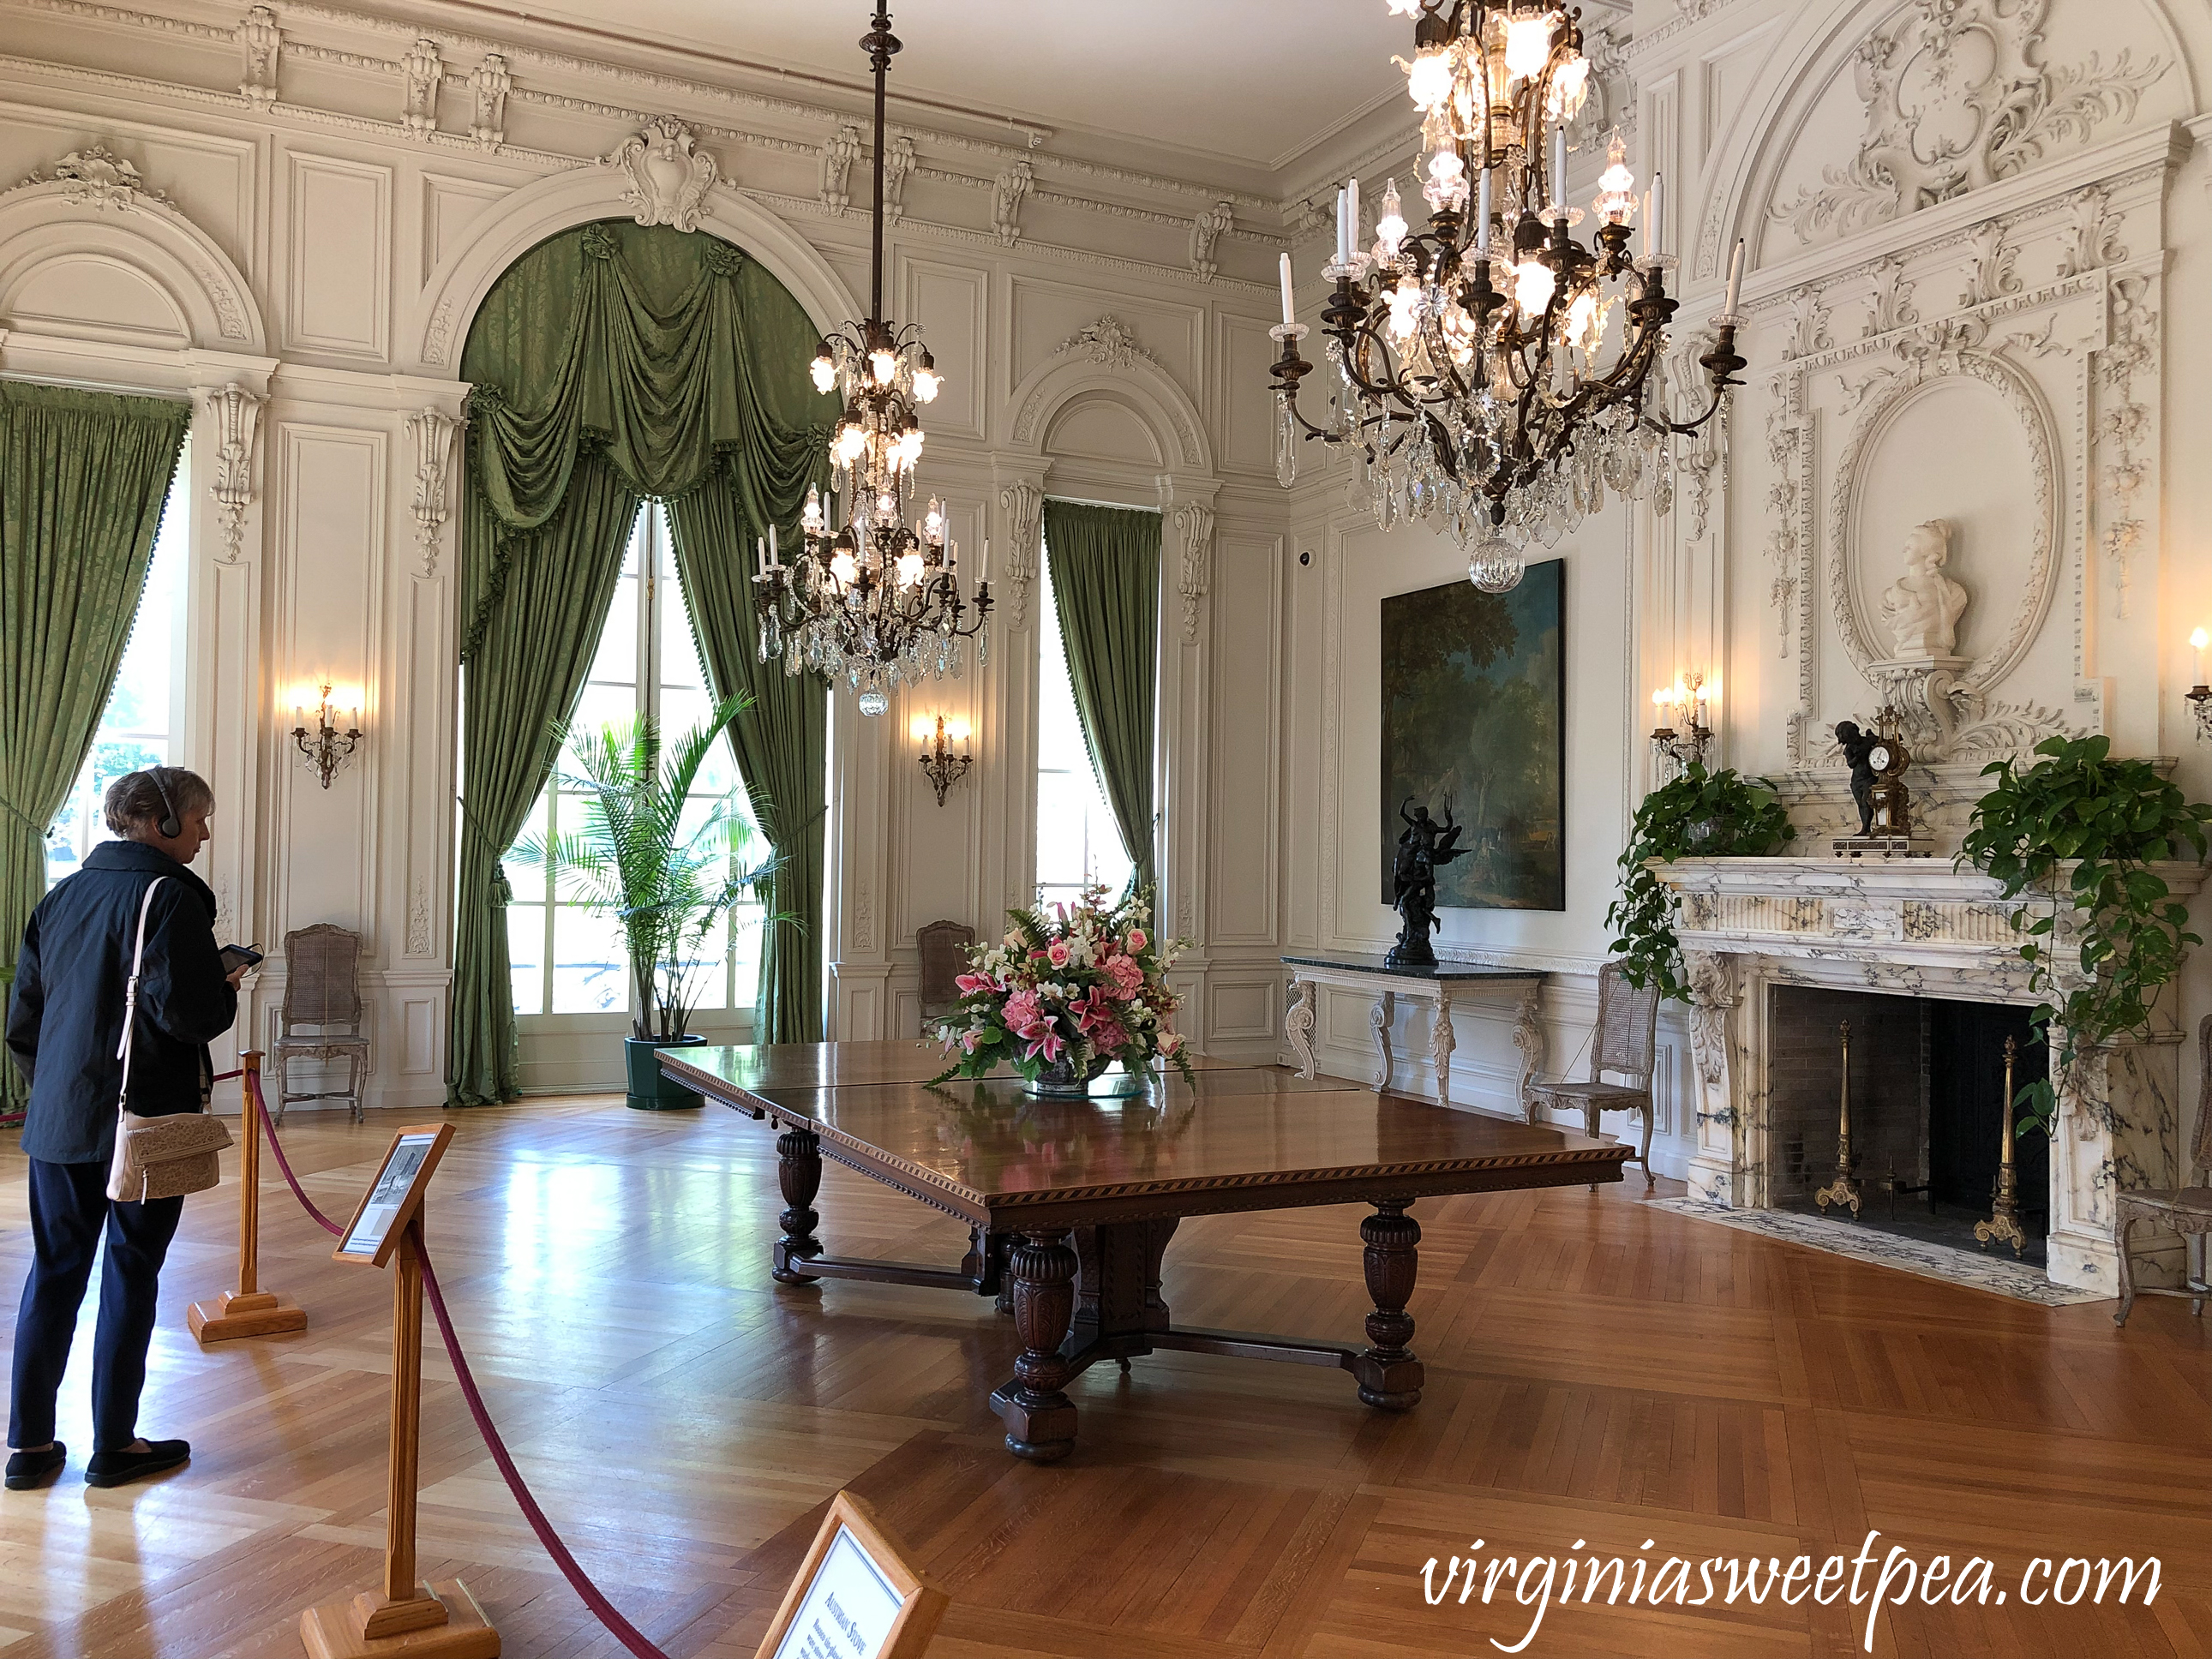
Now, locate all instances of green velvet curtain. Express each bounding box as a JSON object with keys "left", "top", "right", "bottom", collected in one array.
[
  {"left": 1042, "top": 500, "right": 1161, "bottom": 898},
  {"left": 667, "top": 480, "right": 826, "bottom": 1042},
  {"left": 450, "top": 219, "right": 832, "bottom": 1105},
  {"left": 0, "top": 381, "right": 188, "bottom": 1112}
]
